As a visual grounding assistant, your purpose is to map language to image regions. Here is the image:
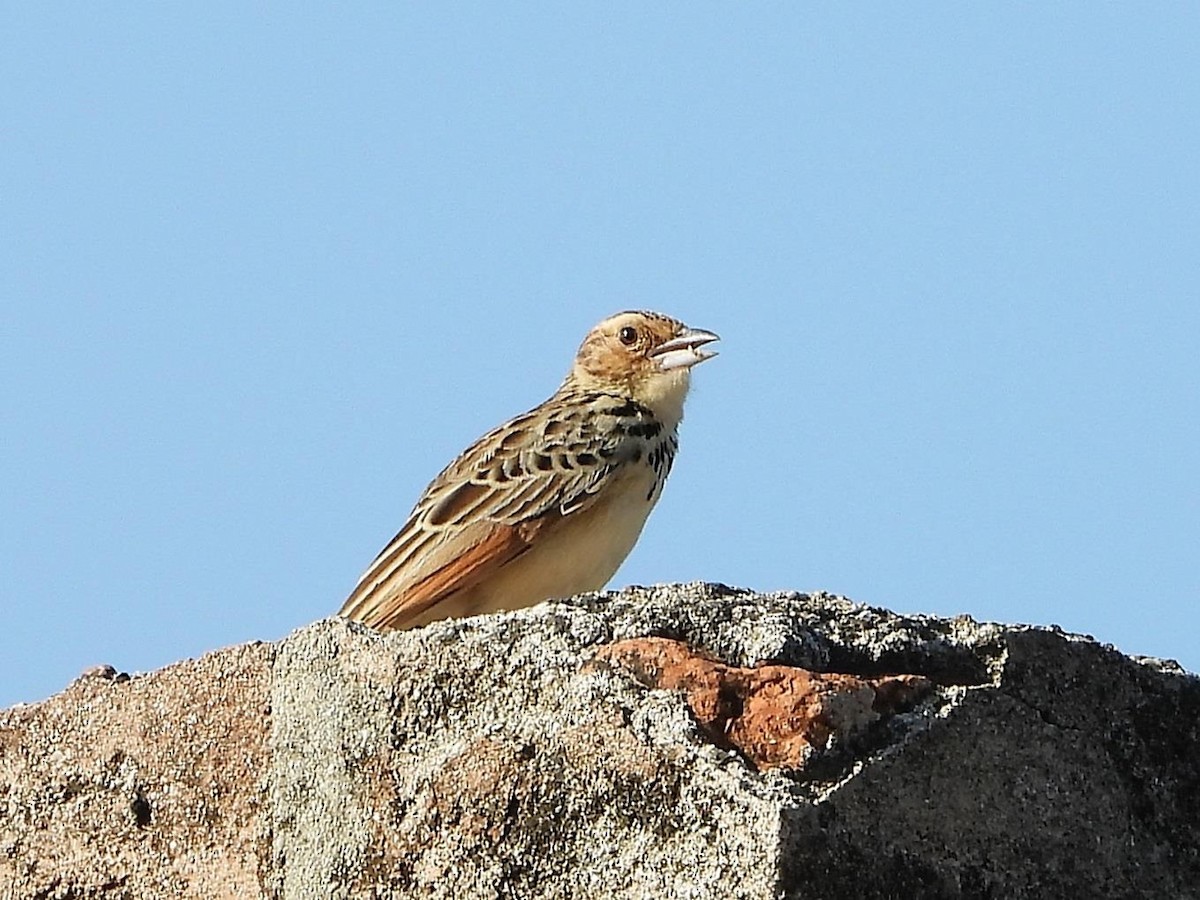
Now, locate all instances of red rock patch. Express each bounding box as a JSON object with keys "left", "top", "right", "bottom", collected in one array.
[{"left": 593, "top": 637, "right": 932, "bottom": 770}]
